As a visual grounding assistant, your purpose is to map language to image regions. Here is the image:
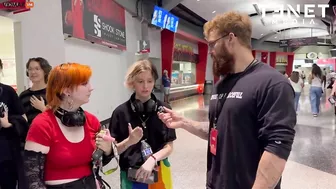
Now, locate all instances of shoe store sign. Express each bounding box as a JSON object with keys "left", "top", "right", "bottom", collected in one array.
[{"left": 260, "top": 4, "right": 329, "bottom": 25}]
